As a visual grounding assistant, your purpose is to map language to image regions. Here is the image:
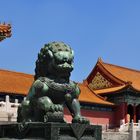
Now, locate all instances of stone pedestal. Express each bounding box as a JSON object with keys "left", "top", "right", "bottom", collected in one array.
[{"left": 0, "top": 122, "right": 101, "bottom": 140}]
